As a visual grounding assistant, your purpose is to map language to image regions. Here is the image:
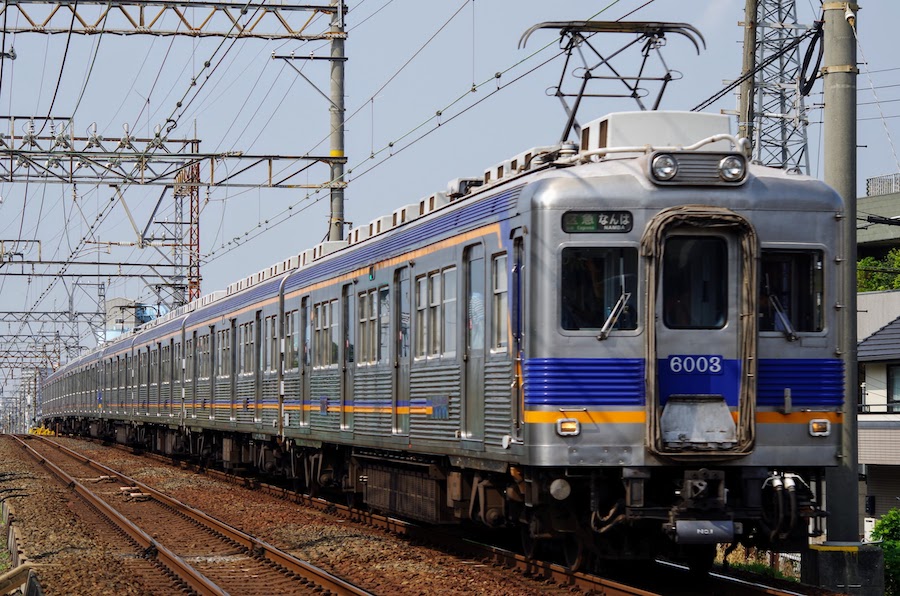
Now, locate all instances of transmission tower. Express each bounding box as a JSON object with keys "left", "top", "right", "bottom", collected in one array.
[{"left": 739, "top": 0, "right": 813, "bottom": 173}]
